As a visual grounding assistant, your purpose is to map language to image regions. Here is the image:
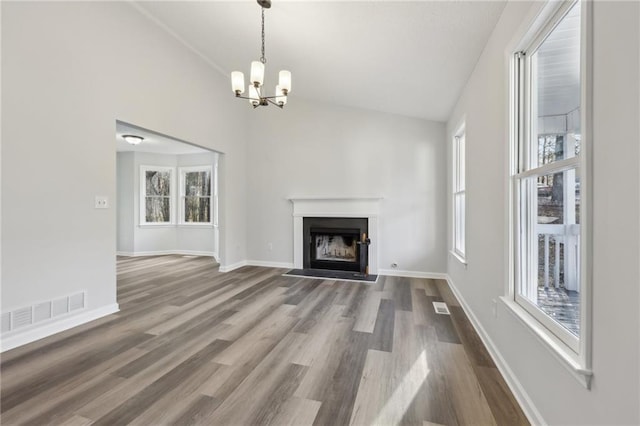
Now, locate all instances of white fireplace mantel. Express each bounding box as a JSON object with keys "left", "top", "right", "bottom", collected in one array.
[{"left": 289, "top": 196, "right": 382, "bottom": 273}]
